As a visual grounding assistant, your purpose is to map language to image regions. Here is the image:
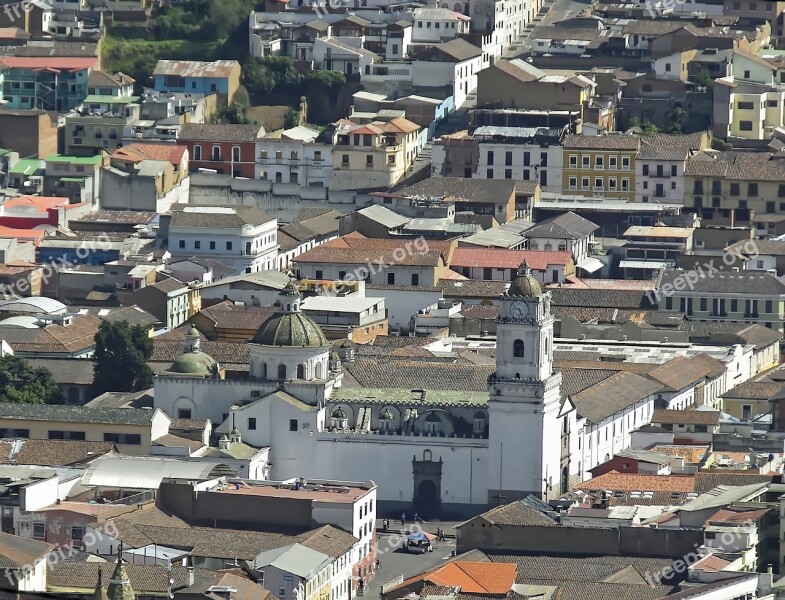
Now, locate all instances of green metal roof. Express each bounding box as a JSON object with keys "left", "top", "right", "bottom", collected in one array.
[
  {"left": 59, "top": 176, "right": 87, "bottom": 182},
  {"left": 83, "top": 95, "right": 140, "bottom": 105},
  {"left": 330, "top": 388, "right": 488, "bottom": 407},
  {"left": 9, "top": 159, "right": 43, "bottom": 175},
  {"left": 166, "top": 350, "right": 217, "bottom": 376},
  {"left": 46, "top": 154, "right": 103, "bottom": 165}
]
